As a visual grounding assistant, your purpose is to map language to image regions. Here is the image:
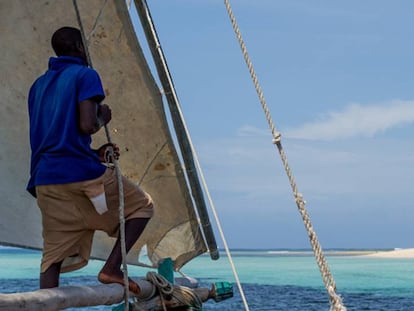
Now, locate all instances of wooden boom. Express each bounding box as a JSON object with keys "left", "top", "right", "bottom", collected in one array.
[{"left": 0, "top": 280, "right": 212, "bottom": 311}]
